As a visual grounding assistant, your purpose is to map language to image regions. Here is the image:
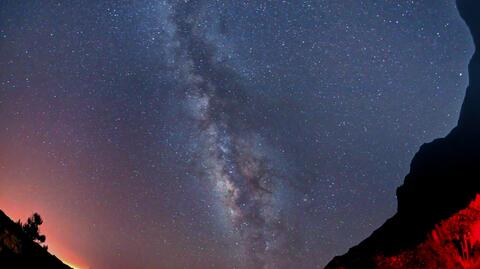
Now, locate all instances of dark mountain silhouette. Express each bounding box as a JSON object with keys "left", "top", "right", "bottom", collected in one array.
[
  {"left": 326, "top": 0, "right": 480, "bottom": 268},
  {"left": 0, "top": 210, "right": 72, "bottom": 269}
]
